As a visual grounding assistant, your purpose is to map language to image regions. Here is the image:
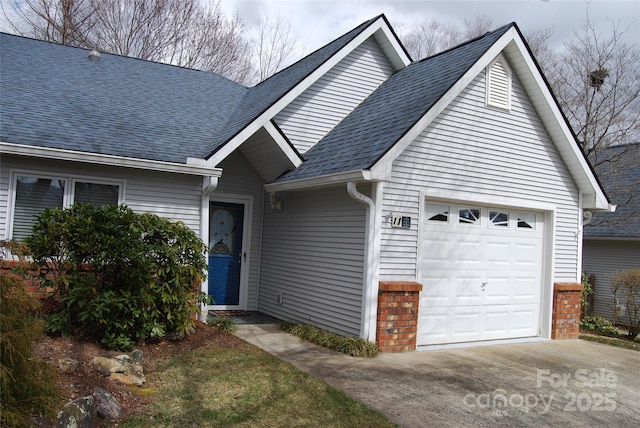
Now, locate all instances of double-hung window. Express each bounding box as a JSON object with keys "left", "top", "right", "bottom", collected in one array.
[{"left": 9, "top": 172, "right": 123, "bottom": 240}]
